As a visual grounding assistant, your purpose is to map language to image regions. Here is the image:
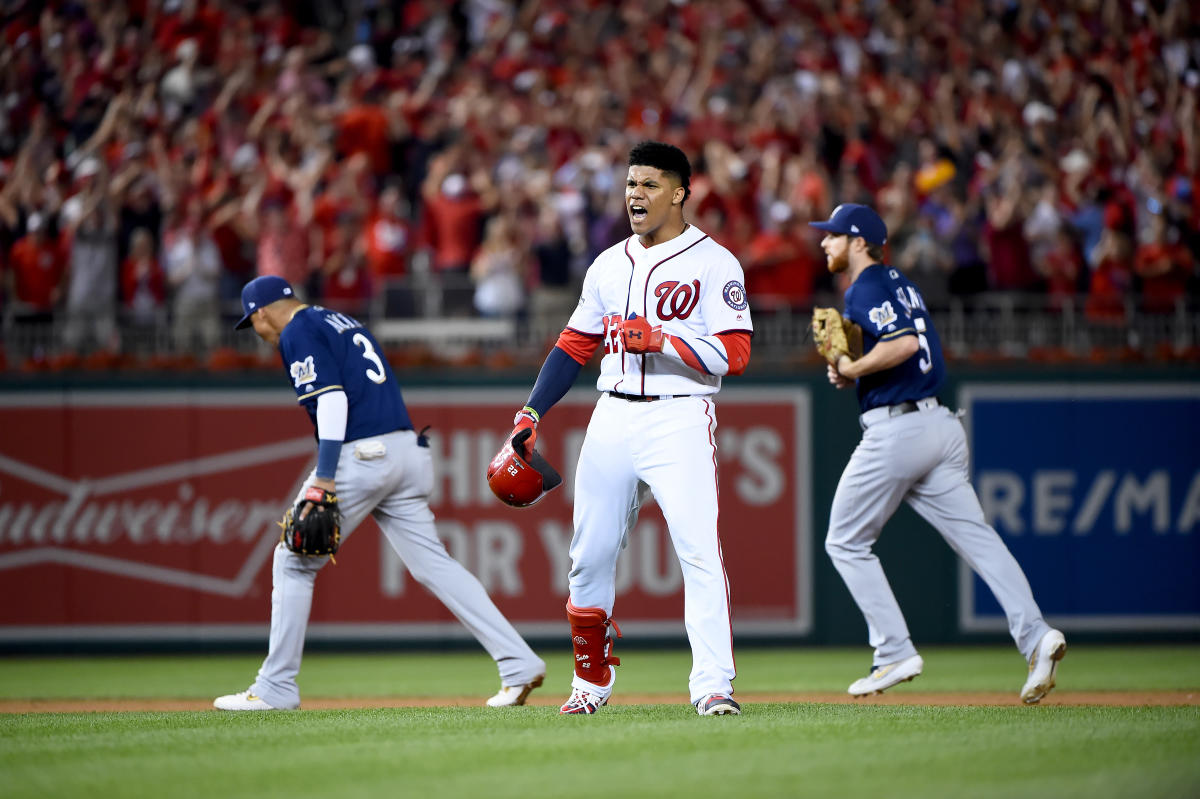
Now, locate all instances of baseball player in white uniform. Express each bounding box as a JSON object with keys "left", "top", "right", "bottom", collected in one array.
[
  {"left": 810, "top": 203, "right": 1066, "bottom": 703},
  {"left": 498, "top": 141, "right": 753, "bottom": 715}
]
